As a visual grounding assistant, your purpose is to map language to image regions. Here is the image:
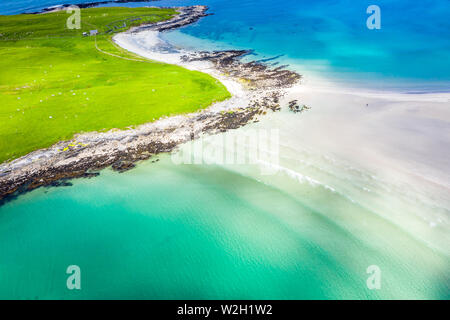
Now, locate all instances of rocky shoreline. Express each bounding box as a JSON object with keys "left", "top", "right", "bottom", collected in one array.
[{"left": 0, "top": 5, "right": 301, "bottom": 203}]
